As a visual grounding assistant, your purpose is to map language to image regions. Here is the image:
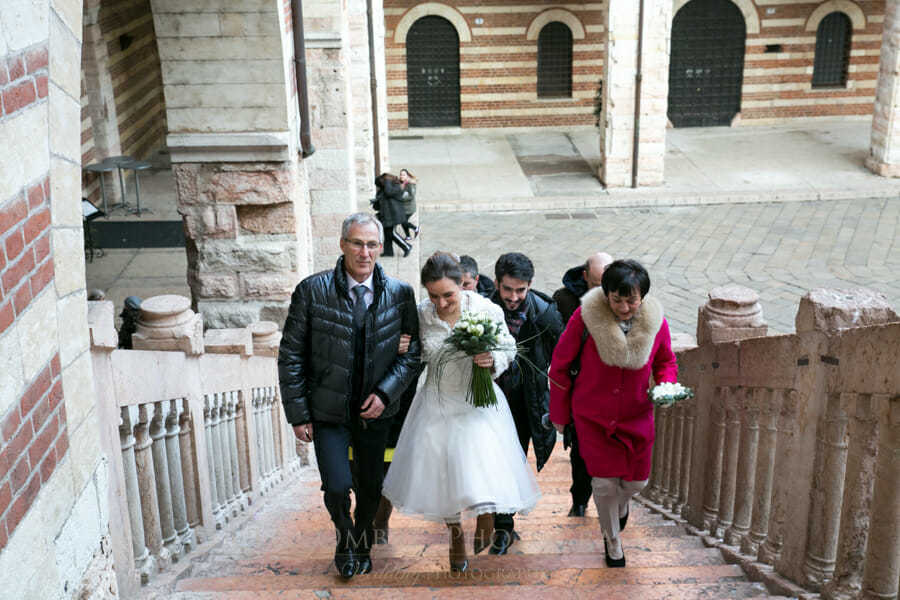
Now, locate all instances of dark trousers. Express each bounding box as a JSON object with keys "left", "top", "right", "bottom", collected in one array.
[
  {"left": 569, "top": 434, "right": 593, "bottom": 507},
  {"left": 313, "top": 418, "right": 391, "bottom": 555},
  {"left": 495, "top": 385, "right": 530, "bottom": 534}
]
